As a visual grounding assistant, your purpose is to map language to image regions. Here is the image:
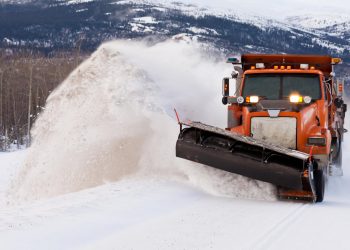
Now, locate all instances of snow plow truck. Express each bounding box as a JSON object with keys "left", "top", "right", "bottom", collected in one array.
[{"left": 176, "top": 54, "right": 347, "bottom": 202}]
